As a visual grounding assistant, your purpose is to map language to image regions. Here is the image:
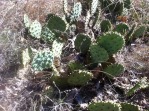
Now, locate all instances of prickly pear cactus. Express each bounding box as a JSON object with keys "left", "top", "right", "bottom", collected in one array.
[
  {"left": 127, "top": 77, "right": 149, "bottom": 96},
  {"left": 29, "top": 20, "right": 42, "bottom": 38},
  {"left": 132, "top": 25, "right": 146, "bottom": 38},
  {"left": 70, "top": 2, "right": 82, "bottom": 22},
  {"left": 24, "top": 14, "right": 31, "bottom": 28},
  {"left": 110, "top": 0, "right": 124, "bottom": 15},
  {"left": 88, "top": 101, "right": 121, "bottom": 111},
  {"left": 32, "top": 51, "right": 54, "bottom": 71},
  {"left": 121, "top": 103, "right": 141, "bottom": 111},
  {"left": 41, "top": 26, "right": 55, "bottom": 43},
  {"left": 97, "top": 32, "right": 125, "bottom": 55},
  {"left": 100, "top": 20, "right": 112, "bottom": 33},
  {"left": 91, "top": 0, "right": 99, "bottom": 15},
  {"left": 50, "top": 75, "right": 69, "bottom": 88},
  {"left": 74, "top": 34, "right": 91, "bottom": 54},
  {"left": 52, "top": 40, "right": 64, "bottom": 58},
  {"left": 21, "top": 47, "right": 32, "bottom": 67},
  {"left": 114, "top": 23, "right": 129, "bottom": 35},
  {"left": 124, "top": 0, "right": 131, "bottom": 9},
  {"left": 125, "top": 24, "right": 136, "bottom": 43},
  {"left": 68, "top": 70, "right": 93, "bottom": 86},
  {"left": 68, "top": 61, "right": 85, "bottom": 72},
  {"left": 89, "top": 44, "right": 109, "bottom": 63},
  {"left": 103, "top": 64, "right": 124, "bottom": 78},
  {"left": 47, "top": 15, "right": 66, "bottom": 32}
]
